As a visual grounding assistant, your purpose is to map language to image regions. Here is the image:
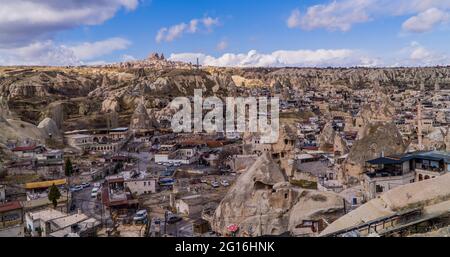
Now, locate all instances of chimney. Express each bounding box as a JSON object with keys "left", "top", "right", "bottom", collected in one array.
[{"left": 77, "top": 209, "right": 82, "bottom": 215}]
